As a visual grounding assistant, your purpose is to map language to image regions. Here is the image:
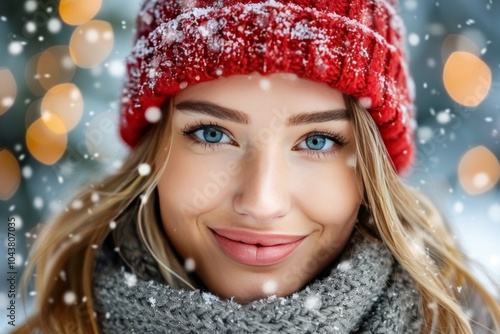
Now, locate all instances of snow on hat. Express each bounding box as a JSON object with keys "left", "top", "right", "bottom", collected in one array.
[{"left": 120, "top": 0, "right": 416, "bottom": 173}]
